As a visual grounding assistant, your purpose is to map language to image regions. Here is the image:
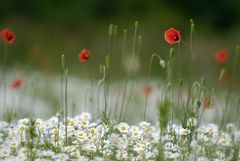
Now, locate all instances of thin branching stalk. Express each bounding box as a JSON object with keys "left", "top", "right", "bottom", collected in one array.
[
  {"left": 123, "top": 38, "right": 142, "bottom": 120},
  {"left": 114, "top": 29, "right": 128, "bottom": 118},
  {"left": 167, "top": 48, "right": 175, "bottom": 125},
  {"left": 97, "top": 85, "right": 101, "bottom": 117},
  {"left": 177, "top": 42, "right": 182, "bottom": 124},
  {"left": 97, "top": 65, "right": 106, "bottom": 115},
  {"left": 127, "top": 21, "right": 138, "bottom": 75},
  {"left": 1, "top": 44, "right": 9, "bottom": 116},
  {"left": 108, "top": 24, "right": 114, "bottom": 57},
  {"left": 119, "top": 21, "right": 139, "bottom": 122},
  {"left": 184, "top": 19, "right": 195, "bottom": 126},
  {"left": 121, "top": 29, "right": 128, "bottom": 58},
  {"left": 123, "top": 34, "right": 143, "bottom": 120},
  {"left": 102, "top": 24, "right": 115, "bottom": 119},
  {"left": 61, "top": 55, "right": 69, "bottom": 144},
  {"left": 119, "top": 79, "right": 128, "bottom": 122},
  {"left": 87, "top": 62, "right": 94, "bottom": 115},
  {"left": 64, "top": 68, "right": 69, "bottom": 144},
  {"left": 220, "top": 45, "right": 240, "bottom": 128},
  {"left": 84, "top": 88, "right": 91, "bottom": 111},
  {"left": 107, "top": 25, "right": 118, "bottom": 109},
  {"left": 190, "top": 19, "right": 195, "bottom": 64},
  {"left": 144, "top": 54, "right": 163, "bottom": 120}
]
